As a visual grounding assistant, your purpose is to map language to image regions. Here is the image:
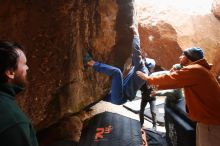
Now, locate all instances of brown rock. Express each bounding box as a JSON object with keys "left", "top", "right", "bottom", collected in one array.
[
  {"left": 0, "top": 0, "right": 134, "bottom": 130},
  {"left": 137, "top": 0, "right": 220, "bottom": 75},
  {"left": 139, "top": 21, "right": 182, "bottom": 69},
  {"left": 37, "top": 111, "right": 88, "bottom": 145},
  {"left": 212, "top": 0, "right": 220, "bottom": 20}
]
